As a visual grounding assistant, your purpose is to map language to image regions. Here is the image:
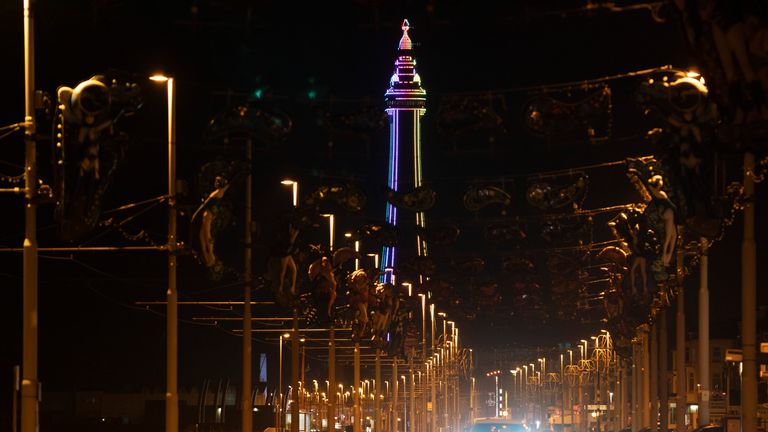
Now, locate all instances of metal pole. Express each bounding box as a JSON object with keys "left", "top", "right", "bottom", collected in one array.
[
  {"left": 403, "top": 375, "right": 407, "bottom": 432},
  {"left": 430, "top": 311, "right": 437, "bottom": 432},
  {"left": 454, "top": 376, "right": 459, "bottom": 432},
  {"left": 166, "top": 77, "right": 179, "bottom": 432},
  {"left": 582, "top": 363, "right": 588, "bottom": 432},
  {"left": 0, "top": 245, "right": 167, "bottom": 252},
  {"left": 642, "top": 327, "right": 650, "bottom": 429},
  {"left": 675, "top": 227, "right": 686, "bottom": 432},
  {"left": 410, "top": 364, "right": 415, "bottom": 432},
  {"left": 608, "top": 351, "right": 615, "bottom": 432},
  {"left": 596, "top": 346, "right": 601, "bottom": 432},
  {"left": 650, "top": 323, "right": 659, "bottom": 432},
  {"left": 470, "top": 377, "right": 475, "bottom": 426},
  {"left": 421, "top": 295, "right": 427, "bottom": 432},
  {"left": 329, "top": 328, "right": 336, "bottom": 432},
  {"left": 430, "top": 360, "right": 440, "bottom": 432},
  {"left": 292, "top": 309, "right": 300, "bottom": 432},
  {"left": 443, "top": 355, "right": 448, "bottom": 431},
  {"left": 430, "top": 305, "right": 435, "bottom": 352},
  {"left": 242, "top": 138, "right": 253, "bottom": 432},
  {"left": 375, "top": 350, "right": 381, "bottom": 432},
  {"left": 21, "top": 1, "right": 39, "bottom": 432},
  {"left": 354, "top": 343, "right": 361, "bottom": 432},
  {"left": 698, "top": 237, "right": 710, "bottom": 426},
  {"left": 659, "top": 309, "right": 669, "bottom": 432},
  {"left": 561, "top": 355, "right": 565, "bottom": 431},
  {"left": 279, "top": 336, "right": 283, "bottom": 431},
  {"left": 393, "top": 359, "right": 399, "bottom": 432},
  {"left": 632, "top": 341, "right": 639, "bottom": 432},
  {"left": 742, "top": 152, "right": 757, "bottom": 432},
  {"left": 620, "top": 360, "right": 627, "bottom": 431},
  {"left": 13, "top": 365, "right": 20, "bottom": 432}
]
